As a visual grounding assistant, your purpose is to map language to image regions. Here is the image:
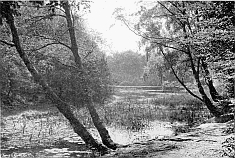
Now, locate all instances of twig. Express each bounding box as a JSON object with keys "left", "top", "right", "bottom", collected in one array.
[
  {"left": 24, "top": 42, "right": 71, "bottom": 52},
  {"left": 0, "top": 39, "right": 15, "bottom": 47}
]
